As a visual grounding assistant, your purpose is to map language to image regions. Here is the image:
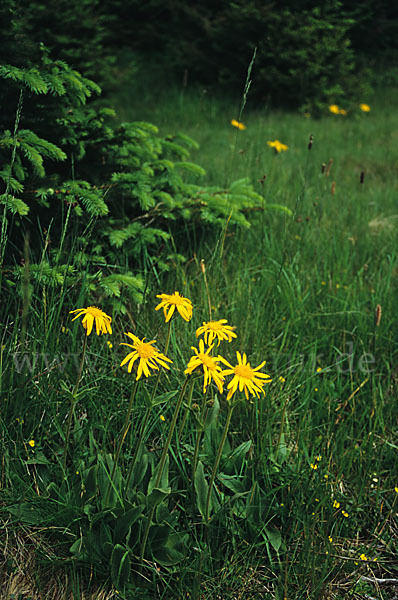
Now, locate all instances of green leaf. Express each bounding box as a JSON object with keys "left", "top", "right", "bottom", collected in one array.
[
  {"left": 265, "top": 527, "right": 282, "bottom": 552},
  {"left": 148, "top": 454, "right": 169, "bottom": 495},
  {"left": 147, "top": 487, "right": 171, "bottom": 508},
  {"left": 194, "top": 461, "right": 209, "bottom": 520},
  {"left": 114, "top": 506, "right": 143, "bottom": 543},
  {"left": 111, "top": 544, "right": 131, "bottom": 589}
]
